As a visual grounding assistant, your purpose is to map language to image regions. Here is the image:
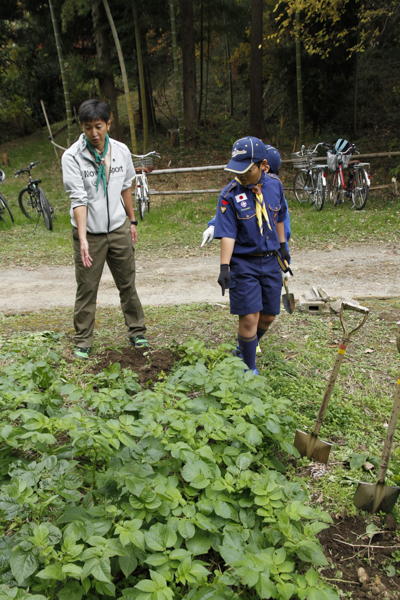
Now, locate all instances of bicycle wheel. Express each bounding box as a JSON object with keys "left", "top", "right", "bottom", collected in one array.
[
  {"left": 314, "top": 171, "right": 325, "bottom": 211},
  {"left": 0, "top": 194, "right": 14, "bottom": 224},
  {"left": 38, "top": 188, "right": 53, "bottom": 230},
  {"left": 329, "top": 171, "right": 343, "bottom": 205},
  {"left": 353, "top": 168, "right": 369, "bottom": 210},
  {"left": 18, "top": 187, "right": 37, "bottom": 219},
  {"left": 293, "top": 170, "right": 313, "bottom": 203}
]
